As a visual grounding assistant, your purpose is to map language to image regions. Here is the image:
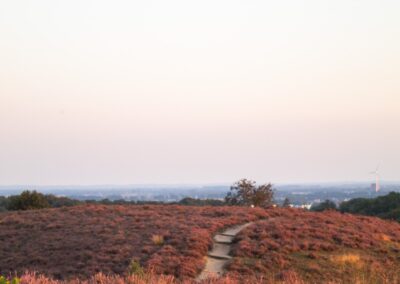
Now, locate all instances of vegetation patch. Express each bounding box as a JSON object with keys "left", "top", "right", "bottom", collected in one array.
[
  {"left": 0, "top": 204, "right": 267, "bottom": 280},
  {"left": 227, "top": 208, "right": 400, "bottom": 283},
  {"left": 340, "top": 192, "right": 400, "bottom": 222}
]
